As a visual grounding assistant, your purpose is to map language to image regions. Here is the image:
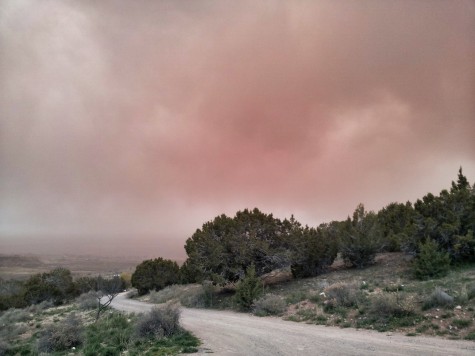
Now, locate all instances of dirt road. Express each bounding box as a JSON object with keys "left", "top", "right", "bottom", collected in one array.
[{"left": 111, "top": 293, "right": 475, "bottom": 355}]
